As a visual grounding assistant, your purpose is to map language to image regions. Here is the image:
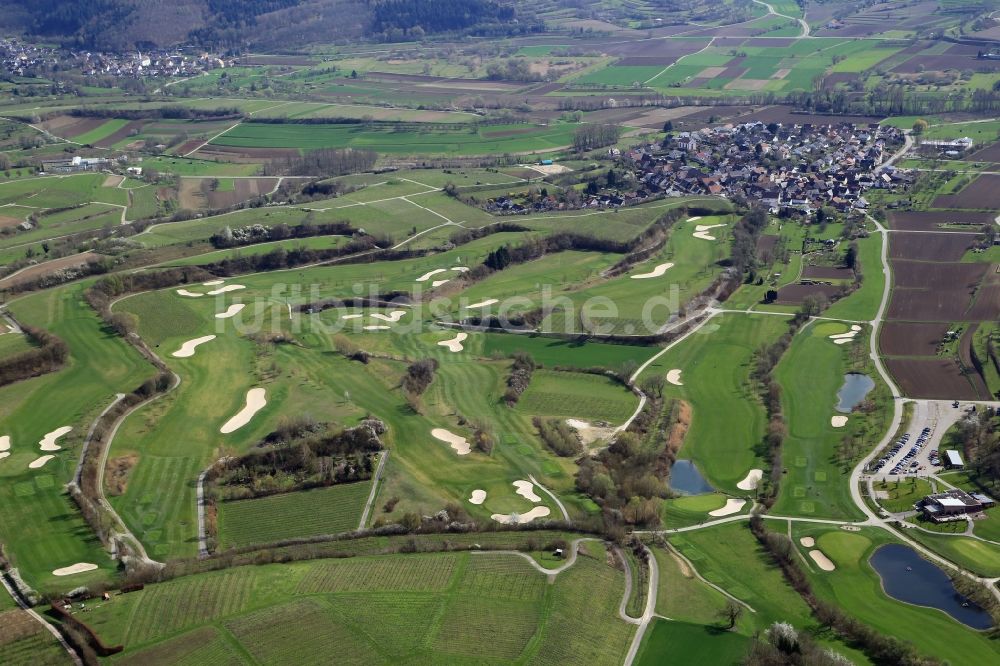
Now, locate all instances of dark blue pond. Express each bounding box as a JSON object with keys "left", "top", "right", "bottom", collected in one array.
[
  {"left": 670, "top": 460, "right": 715, "bottom": 495},
  {"left": 836, "top": 373, "right": 875, "bottom": 413},
  {"left": 869, "top": 544, "right": 994, "bottom": 630}
]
